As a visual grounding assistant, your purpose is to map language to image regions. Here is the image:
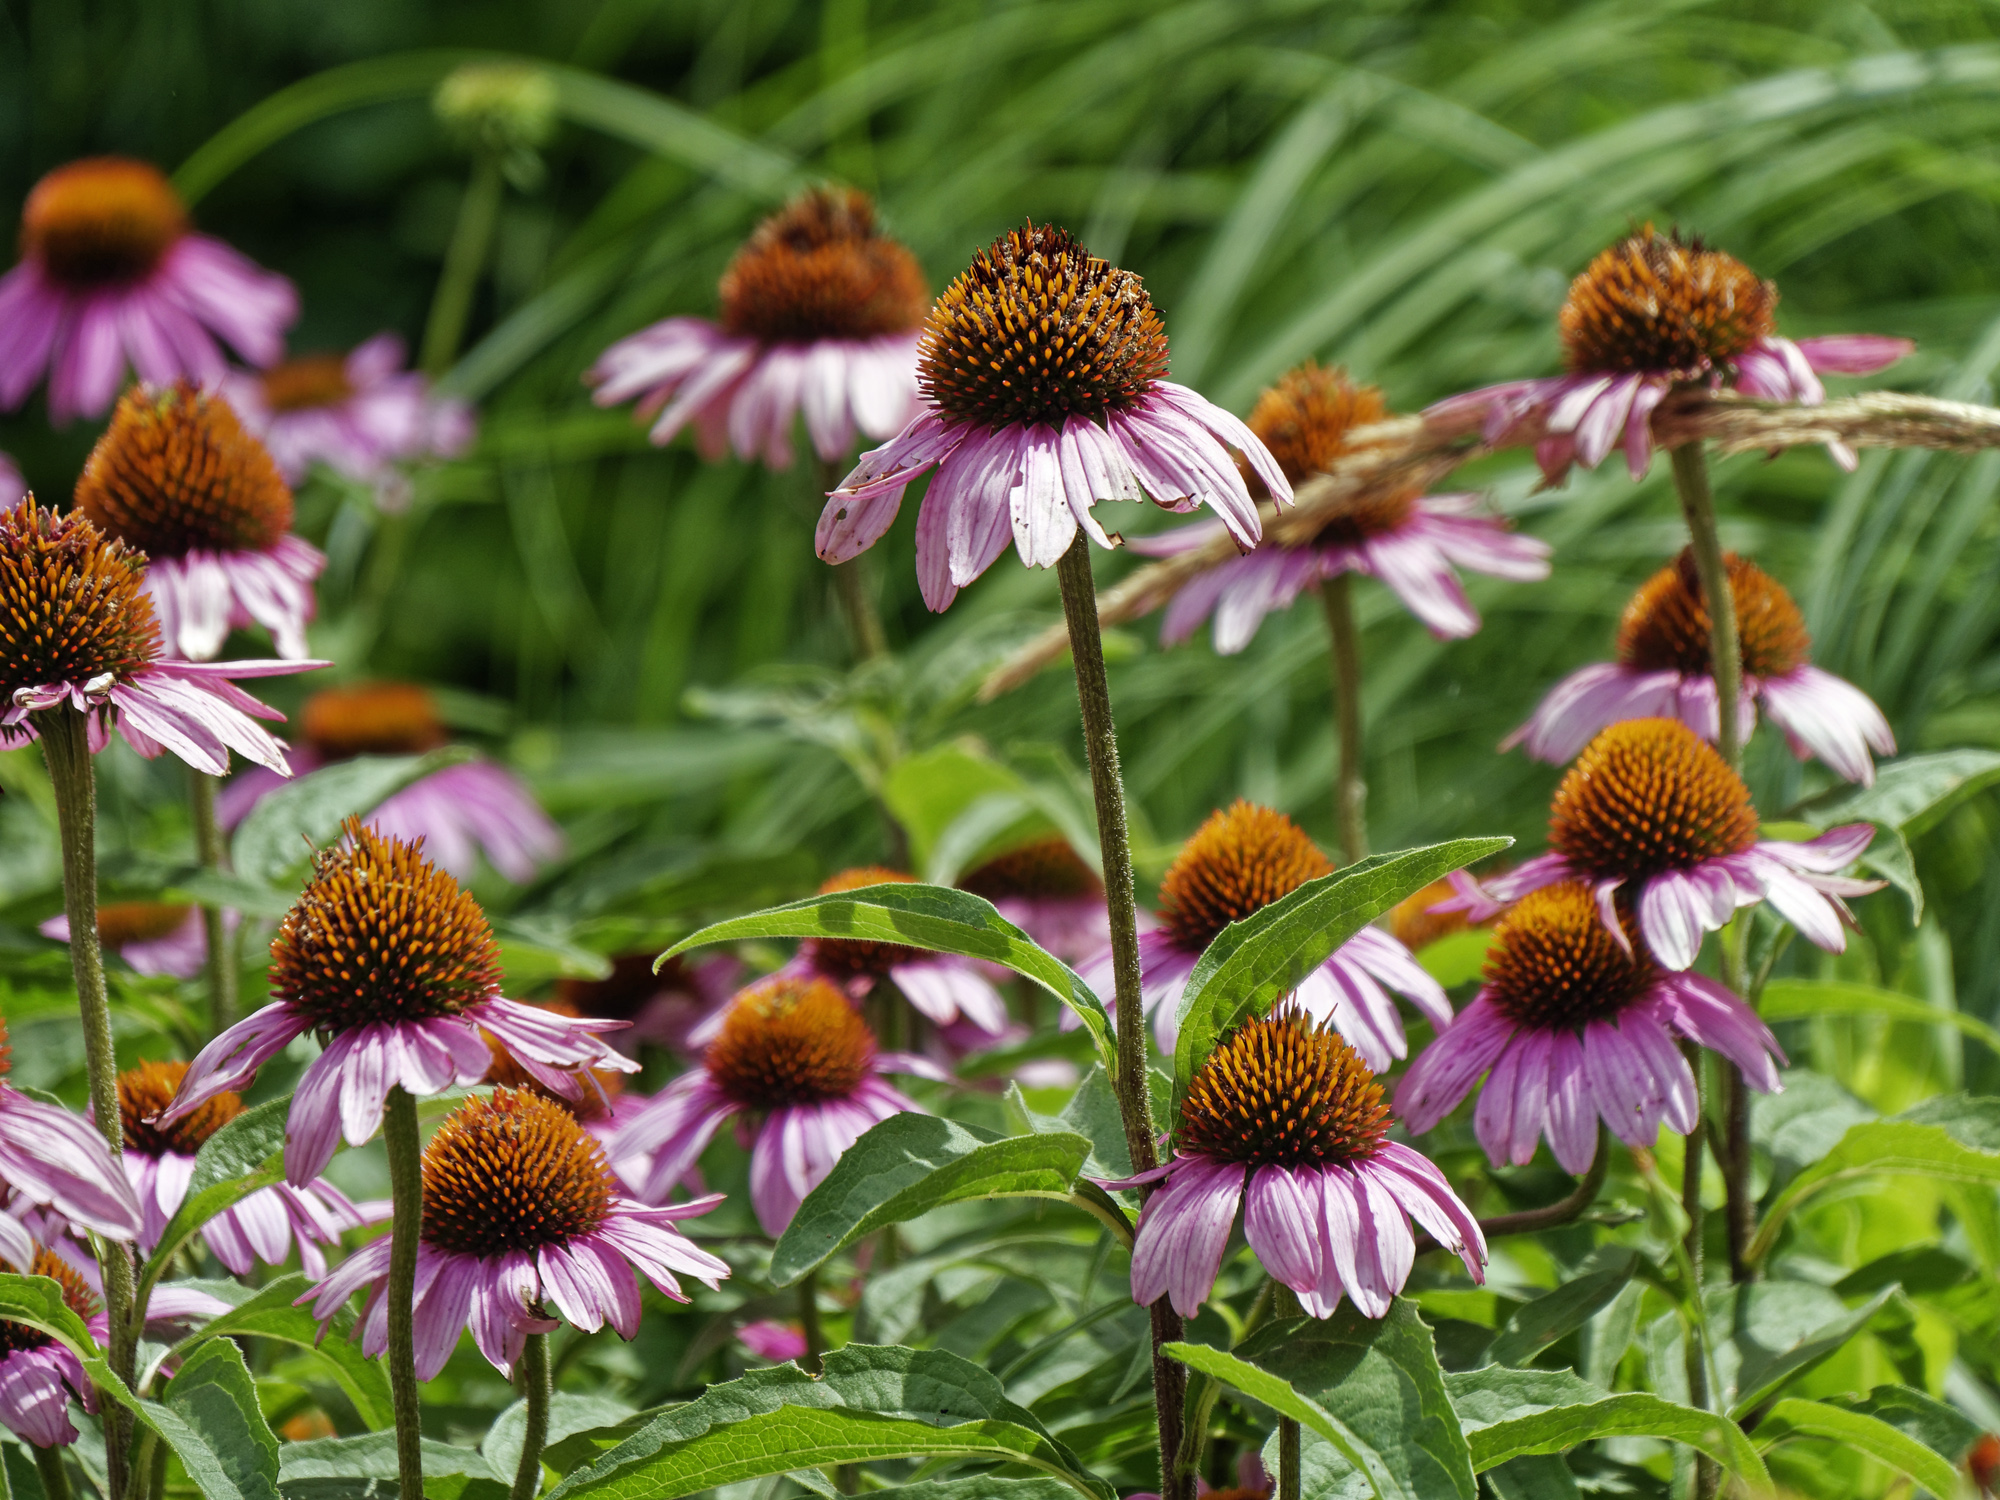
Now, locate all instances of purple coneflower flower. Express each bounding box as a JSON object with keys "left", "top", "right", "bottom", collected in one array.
[
  {"left": 1439, "top": 718, "right": 1881, "bottom": 971},
  {"left": 1076, "top": 802, "right": 1448, "bottom": 1067},
  {"left": 217, "top": 681, "right": 562, "bottom": 884},
  {"left": 40, "top": 900, "right": 208, "bottom": 979},
  {"left": 816, "top": 223, "right": 1291, "bottom": 612},
  {"left": 74, "top": 381, "right": 324, "bottom": 661},
  {"left": 222, "top": 333, "right": 474, "bottom": 509},
  {"left": 1135, "top": 366, "right": 1551, "bottom": 650},
  {"left": 957, "top": 834, "right": 1111, "bottom": 965},
  {"left": 1506, "top": 548, "right": 1894, "bottom": 785},
  {"left": 737, "top": 1319, "right": 809, "bottom": 1364},
  {"left": 0, "top": 157, "right": 297, "bottom": 424},
  {"left": 591, "top": 186, "right": 925, "bottom": 469},
  {"left": 0, "top": 497, "right": 315, "bottom": 777},
  {"left": 1425, "top": 225, "right": 1911, "bottom": 482},
  {"left": 1399, "top": 882, "right": 1784, "bottom": 1171},
  {"left": 160, "top": 821, "right": 635, "bottom": 1186},
  {"left": 117, "top": 1060, "right": 366, "bottom": 1277},
  {"left": 792, "top": 867, "right": 1009, "bottom": 1036},
  {"left": 0, "top": 1016, "right": 140, "bottom": 1240},
  {"left": 1112, "top": 1006, "right": 1483, "bottom": 1319},
  {"left": 300, "top": 1089, "right": 727, "bottom": 1380},
  {"left": 615, "top": 975, "right": 935, "bottom": 1236}
]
